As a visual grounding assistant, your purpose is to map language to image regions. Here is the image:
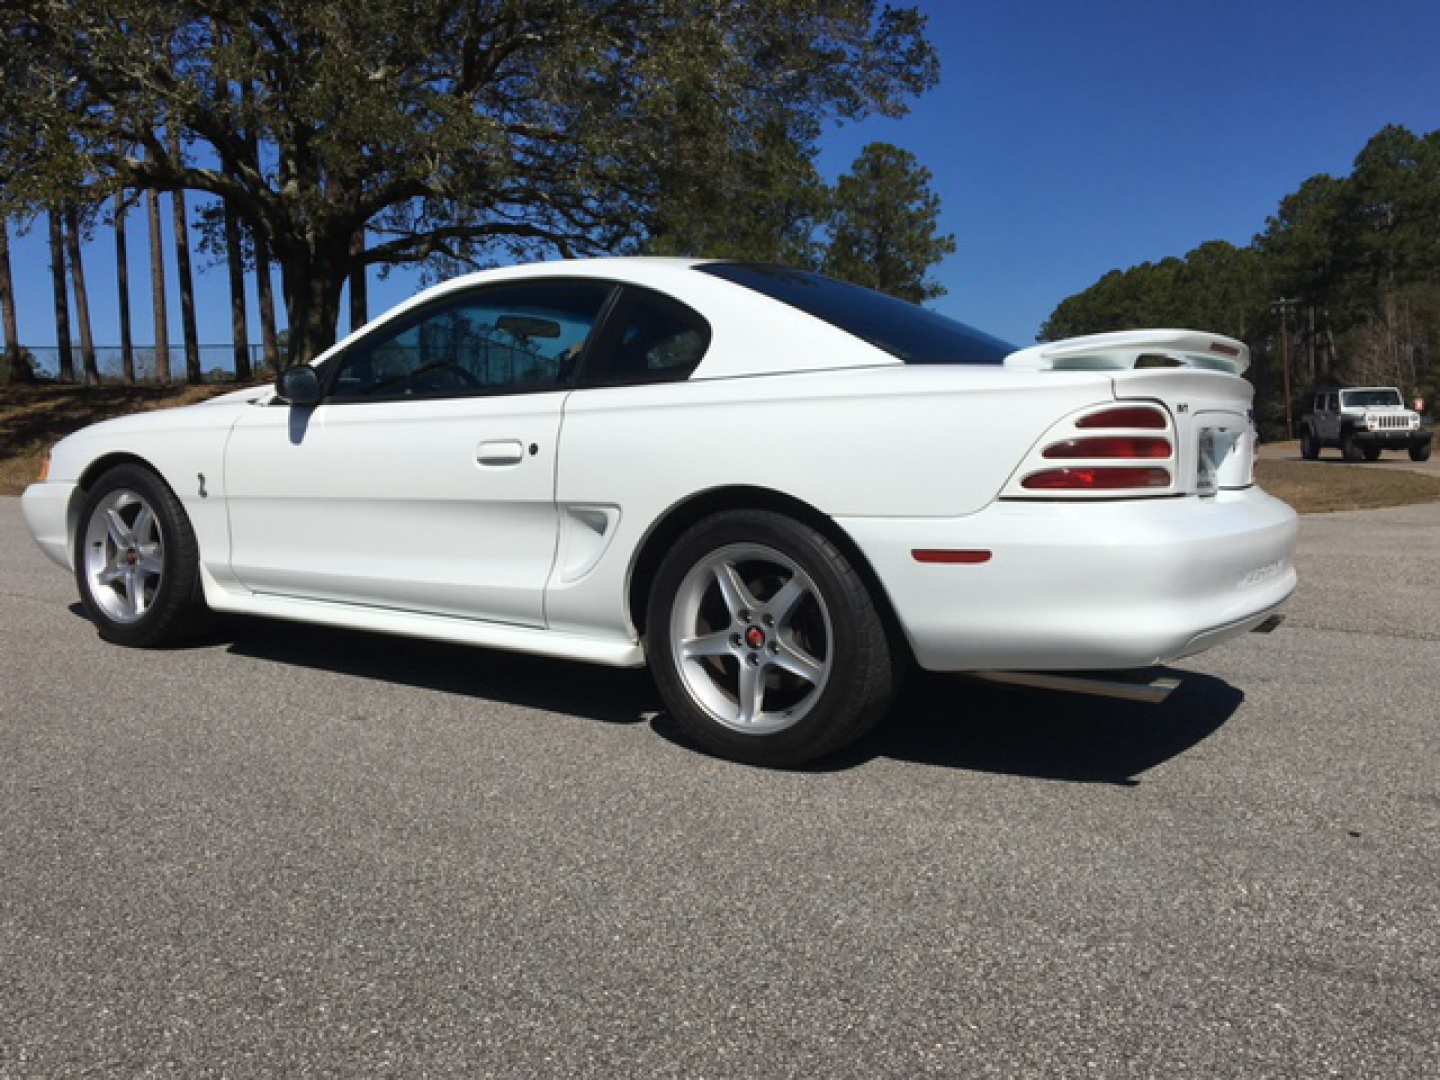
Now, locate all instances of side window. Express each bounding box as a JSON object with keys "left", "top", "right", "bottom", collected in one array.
[
  {"left": 1313, "top": 394, "right": 1323, "bottom": 413},
  {"left": 328, "top": 280, "right": 614, "bottom": 401},
  {"left": 581, "top": 287, "right": 711, "bottom": 387},
  {"left": 1328, "top": 392, "right": 1340, "bottom": 411}
]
